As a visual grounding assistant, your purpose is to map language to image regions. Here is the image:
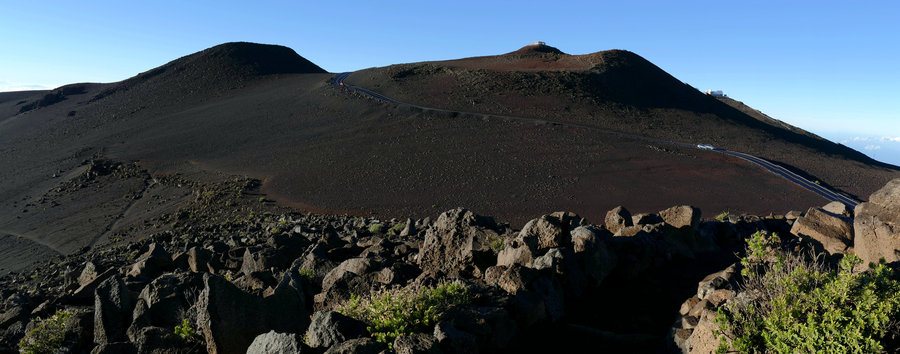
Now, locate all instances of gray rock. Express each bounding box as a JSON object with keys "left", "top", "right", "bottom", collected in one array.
[
  {"left": 433, "top": 321, "right": 477, "bottom": 354},
  {"left": 187, "top": 246, "right": 214, "bottom": 273},
  {"left": 126, "top": 243, "right": 173, "bottom": 279},
  {"left": 495, "top": 265, "right": 537, "bottom": 295},
  {"left": 306, "top": 311, "right": 367, "bottom": 349},
  {"left": 241, "top": 247, "right": 290, "bottom": 276},
  {"left": 90, "top": 342, "right": 137, "bottom": 354},
  {"left": 519, "top": 215, "right": 566, "bottom": 250},
  {"left": 495, "top": 239, "right": 534, "bottom": 268},
  {"left": 790, "top": 207, "right": 854, "bottom": 254},
  {"left": 823, "top": 201, "right": 853, "bottom": 217},
  {"left": 659, "top": 205, "right": 701, "bottom": 230},
  {"left": 393, "top": 333, "right": 441, "bottom": 354},
  {"left": 400, "top": 218, "right": 416, "bottom": 237},
  {"left": 605, "top": 206, "right": 633, "bottom": 234},
  {"left": 854, "top": 178, "right": 900, "bottom": 265},
  {"left": 71, "top": 269, "right": 117, "bottom": 302},
  {"left": 632, "top": 213, "right": 663, "bottom": 226},
  {"left": 198, "top": 269, "right": 311, "bottom": 354},
  {"left": 570, "top": 226, "right": 617, "bottom": 287},
  {"left": 78, "top": 261, "right": 102, "bottom": 287},
  {"left": 418, "top": 208, "right": 496, "bottom": 277},
  {"left": 323, "top": 337, "right": 385, "bottom": 354},
  {"left": 785, "top": 210, "right": 803, "bottom": 220},
  {"left": 132, "top": 272, "right": 205, "bottom": 334},
  {"left": 247, "top": 331, "right": 304, "bottom": 354},
  {"left": 94, "top": 275, "right": 135, "bottom": 344},
  {"left": 129, "top": 326, "right": 188, "bottom": 354}
]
